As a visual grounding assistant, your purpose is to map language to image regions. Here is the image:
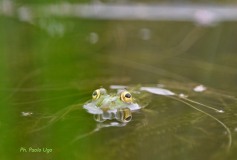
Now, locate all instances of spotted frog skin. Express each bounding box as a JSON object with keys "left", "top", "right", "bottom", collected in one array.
[{"left": 83, "top": 88, "right": 141, "bottom": 123}]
